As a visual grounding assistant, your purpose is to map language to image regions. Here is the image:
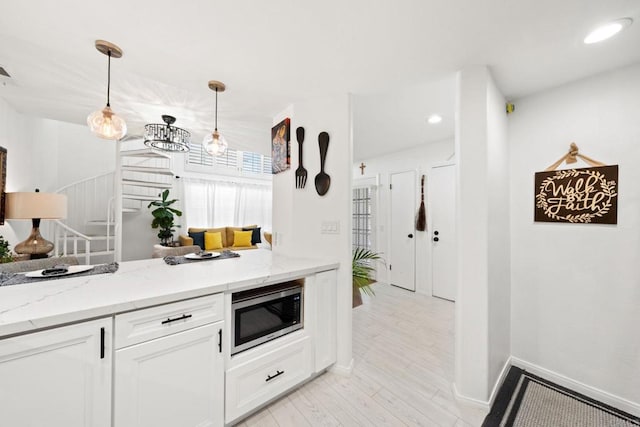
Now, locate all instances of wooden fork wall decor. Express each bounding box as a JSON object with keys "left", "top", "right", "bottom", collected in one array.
[{"left": 295, "top": 127, "right": 307, "bottom": 188}]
